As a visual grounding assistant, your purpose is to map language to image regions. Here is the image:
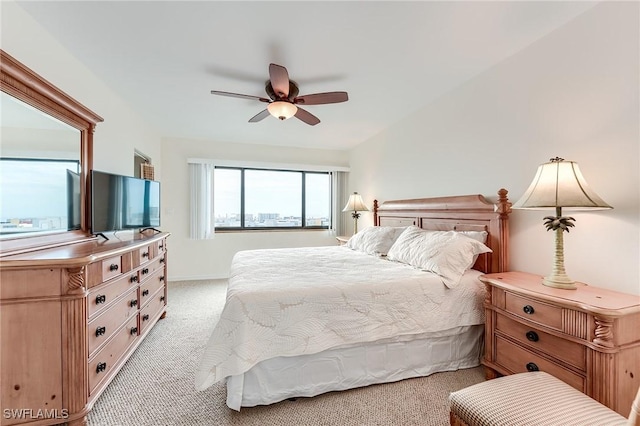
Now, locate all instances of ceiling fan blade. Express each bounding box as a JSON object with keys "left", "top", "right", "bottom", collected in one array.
[
  {"left": 248, "top": 109, "right": 271, "bottom": 123},
  {"left": 269, "top": 63, "right": 290, "bottom": 99},
  {"left": 211, "top": 90, "right": 269, "bottom": 103},
  {"left": 294, "top": 91, "right": 349, "bottom": 105},
  {"left": 294, "top": 107, "right": 320, "bottom": 126}
]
